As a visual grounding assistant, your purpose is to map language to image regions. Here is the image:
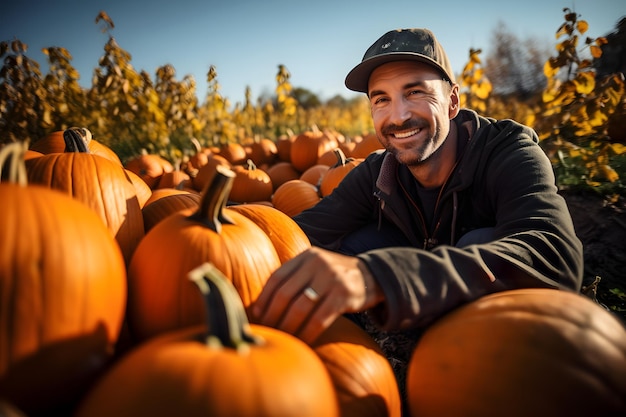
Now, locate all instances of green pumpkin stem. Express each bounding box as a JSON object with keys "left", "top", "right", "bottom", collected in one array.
[
  {"left": 63, "top": 127, "right": 91, "bottom": 153},
  {"left": 189, "top": 262, "right": 263, "bottom": 351},
  {"left": 189, "top": 164, "right": 236, "bottom": 233},
  {"left": 0, "top": 141, "right": 28, "bottom": 186}
]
